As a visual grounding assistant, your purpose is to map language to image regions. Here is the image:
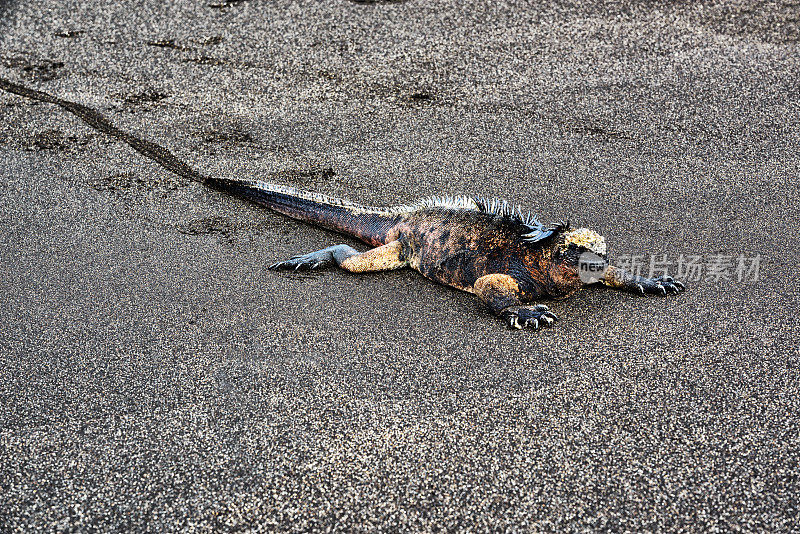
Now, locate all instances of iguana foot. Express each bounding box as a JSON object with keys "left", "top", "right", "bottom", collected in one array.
[
  {"left": 634, "top": 275, "right": 686, "bottom": 296},
  {"left": 501, "top": 305, "right": 558, "bottom": 330},
  {"left": 269, "top": 249, "right": 337, "bottom": 271}
]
